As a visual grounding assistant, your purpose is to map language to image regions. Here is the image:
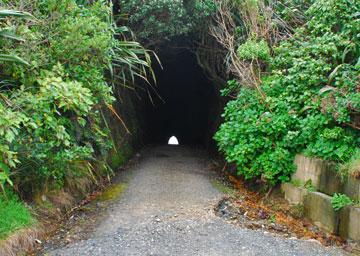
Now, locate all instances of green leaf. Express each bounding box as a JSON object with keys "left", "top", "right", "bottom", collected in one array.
[
  {"left": 0, "top": 30, "right": 24, "bottom": 41},
  {"left": 0, "top": 162, "right": 10, "bottom": 173},
  {"left": 0, "top": 54, "right": 29, "bottom": 65},
  {"left": 0, "top": 10, "right": 33, "bottom": 19},
  {"left": 328, "top": 64, "right": 343, "bottom": 84}
]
